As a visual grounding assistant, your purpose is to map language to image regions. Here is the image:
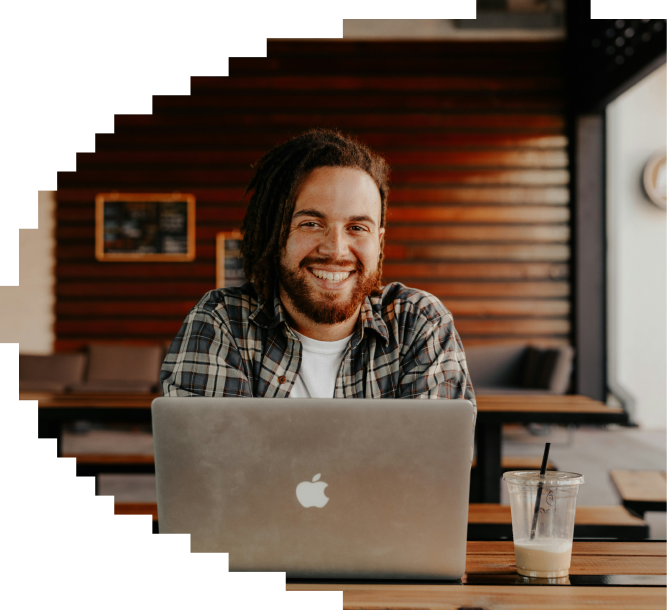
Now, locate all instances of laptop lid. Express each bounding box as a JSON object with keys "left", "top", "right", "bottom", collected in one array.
[{"left": 152, "top": 397, "right": 474, "bottom": 580}]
